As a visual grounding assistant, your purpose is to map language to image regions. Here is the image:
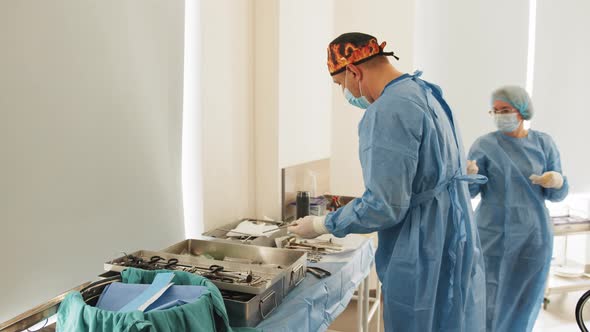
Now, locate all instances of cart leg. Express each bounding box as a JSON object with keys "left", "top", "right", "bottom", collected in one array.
[
  {"left": 563, "top": 235, "right": 568, "bottom": 266},
  {"left": 357, "top": 280, "right": 364, "bottom": 332},
  {"left": 362, "top": 277, "right": 369, "bottom": 332},
  {"left": 543, "top": 297, "right": 550, "bottom": 310}
]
